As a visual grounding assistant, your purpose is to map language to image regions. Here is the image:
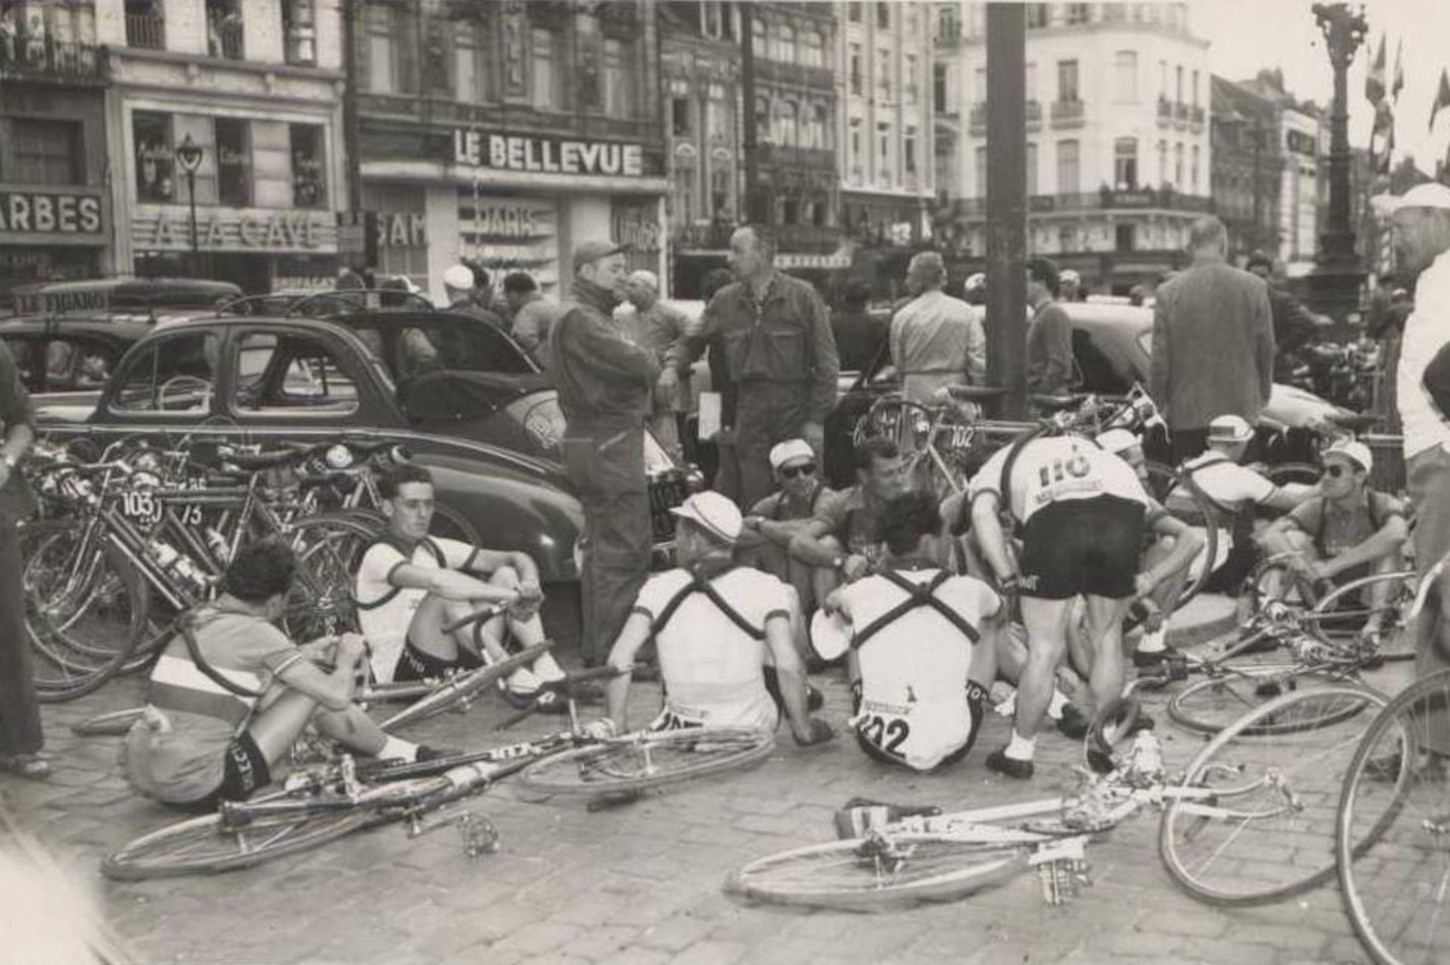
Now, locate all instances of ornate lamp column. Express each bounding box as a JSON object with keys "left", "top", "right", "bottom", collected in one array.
[{"left": 1308, "top": 2, "right": 1368, "bottom": 325}]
